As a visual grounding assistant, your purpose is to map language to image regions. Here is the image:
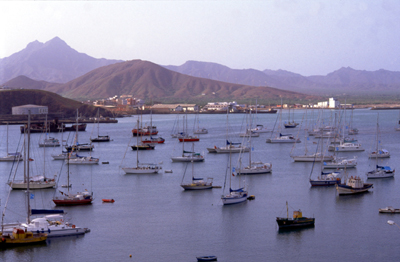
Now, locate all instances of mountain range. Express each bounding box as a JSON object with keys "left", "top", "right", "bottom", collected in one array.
[{"left": 1, "top": 37, "right": 399, "bottom": 103}]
